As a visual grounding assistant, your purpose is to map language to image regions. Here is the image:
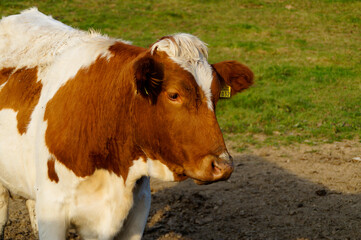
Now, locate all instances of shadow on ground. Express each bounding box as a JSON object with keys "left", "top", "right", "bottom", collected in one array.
[{"left": 143, "top": 154, "right": 361, "bottom": 240}]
